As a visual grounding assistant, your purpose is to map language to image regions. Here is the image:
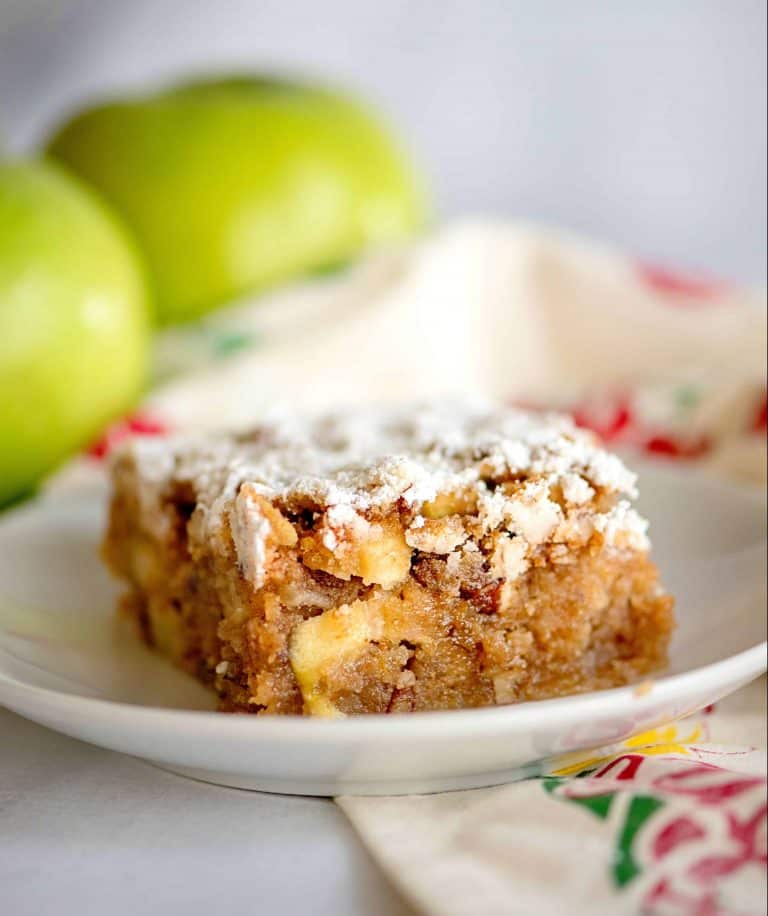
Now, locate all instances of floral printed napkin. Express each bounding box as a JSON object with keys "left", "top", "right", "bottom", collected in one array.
[
  {"left": 339, "top": 685, "right": 767, "bottom": 916},
  {"left": 83, "top": 221, "right": 766, "bottom": 478},
  {"left": 67, "top": 220, "right": 766, "bottom": 916}
]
